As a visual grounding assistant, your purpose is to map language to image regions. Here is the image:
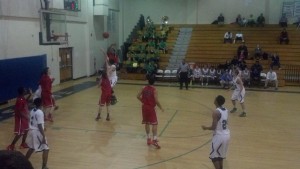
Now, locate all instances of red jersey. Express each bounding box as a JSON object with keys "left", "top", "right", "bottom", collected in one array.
[
  {"left": 141, "top": 85, "right": 156, "bottom": 107},
  {"left": 40, "top": 74, "right": 52, "bottom": 94},
  {"left": 14, "top": 96, "right": 29, "bottom": 134},
  {"left": 101, "top": 76, "right": 112, "bottom": 94},
  {"left": 15, "top": 96, "right": 29, "bottom": 117}
]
